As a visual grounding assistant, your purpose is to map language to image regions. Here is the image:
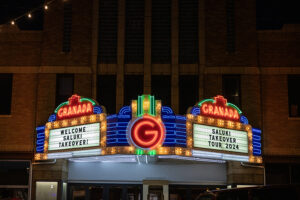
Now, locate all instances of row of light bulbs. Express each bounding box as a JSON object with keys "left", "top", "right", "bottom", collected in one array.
[{"left": 9, "top": 0, "right": 56, "bottom": 26}]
